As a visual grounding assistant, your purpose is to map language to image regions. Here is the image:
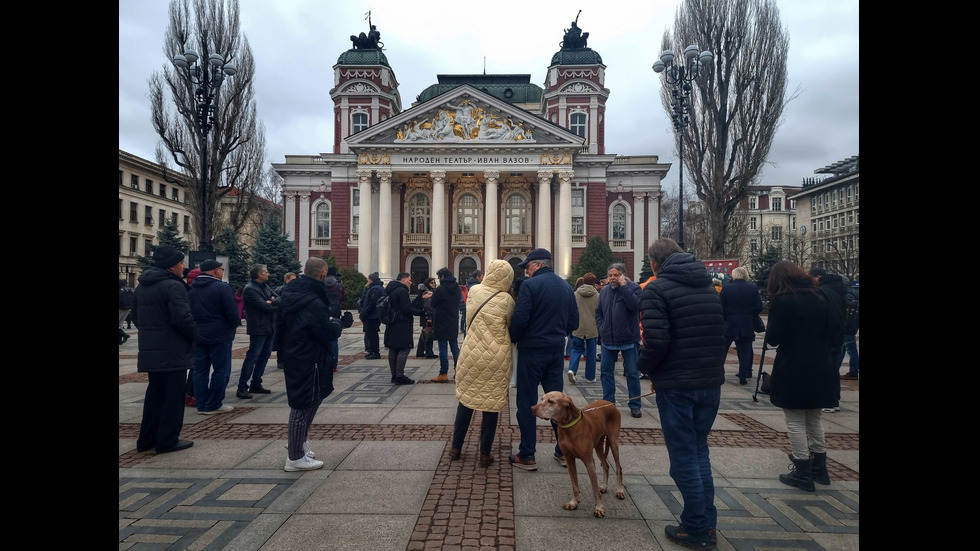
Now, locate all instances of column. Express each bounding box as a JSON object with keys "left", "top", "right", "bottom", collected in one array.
[
  {"left": 647, "top": 191, "right": 661, "bottom": 245},
  {"left": 357, "top": 169, "right": 373, "bottom": 275},
  {"left": 557, "top": 170, "right": 574, "bottom": 278},
  {"left": 535, "top": 170, "right": 552, "bottom": 251},
  {"left": 633, "top": 193, "right": 645, "bottom": 278},
  {"left": 378, "top": 171, "right": 393, "bottom": 280},
  {"left": 431, "top": 170, "right": 447, "bottom": 270},
  {"left": 298, "top": 191, "right": 310, "bottom": 261},
  {"left": 283, "top": 191, "right": 297, "bottom": 242},
  {"left": 484, "top": 170, "right": 499, "bottom": 262}
]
